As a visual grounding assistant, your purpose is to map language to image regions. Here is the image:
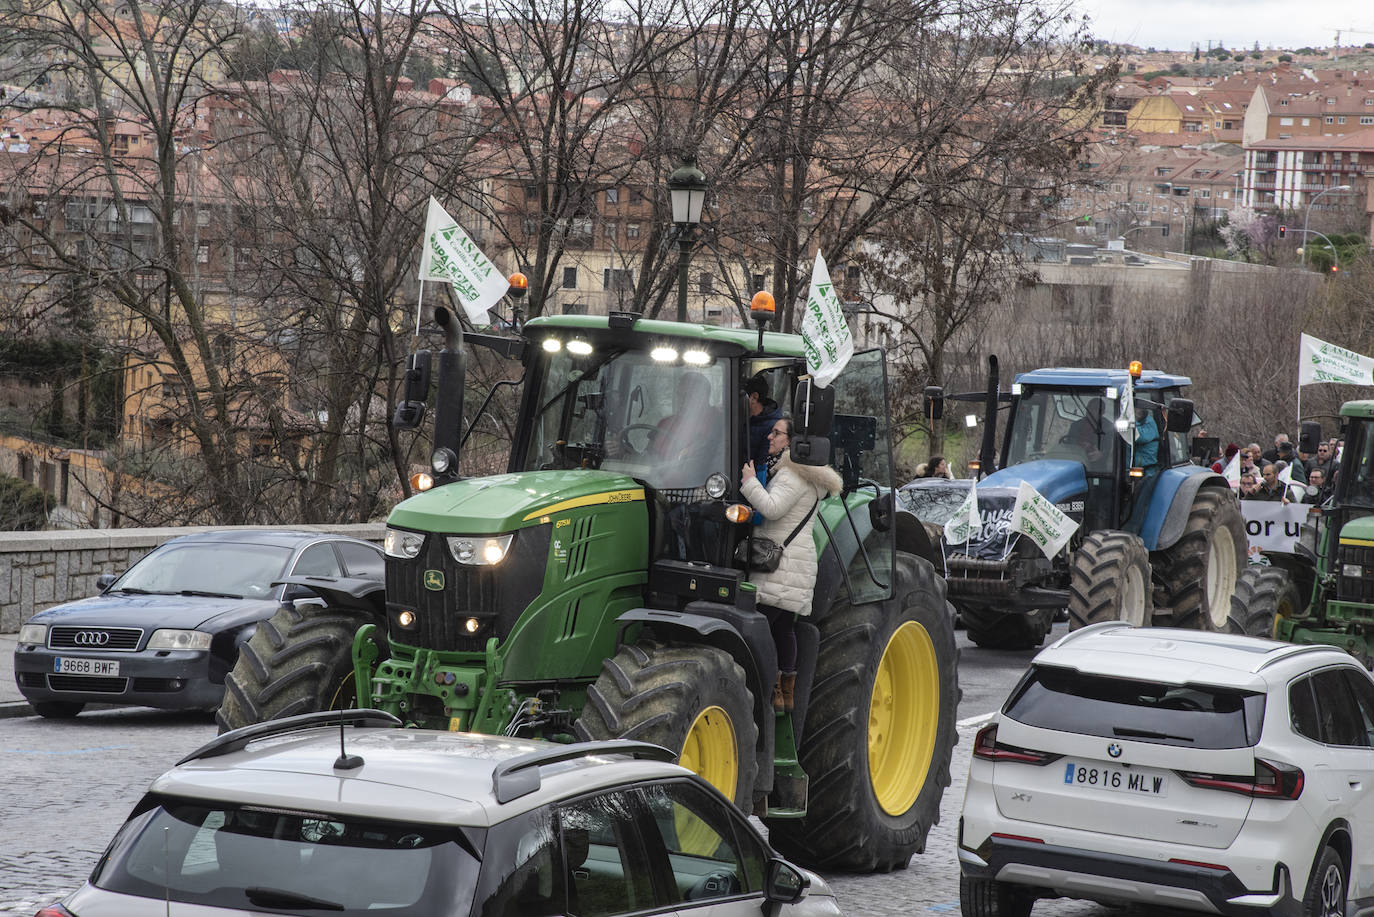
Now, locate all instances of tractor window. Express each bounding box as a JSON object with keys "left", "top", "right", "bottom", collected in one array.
[
  {"left": 1005, "top": 389, "right": 1115, "bottom": 475},
  {"left": 1341, "top": 420, "right": 1374, "bottom": 508},
  {"left": 522, "top": 348, "right": 729, "bottom": 493}
]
